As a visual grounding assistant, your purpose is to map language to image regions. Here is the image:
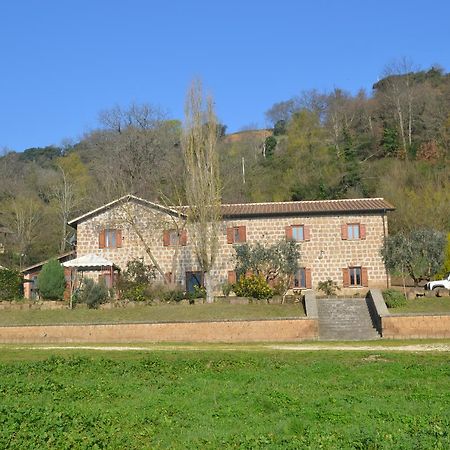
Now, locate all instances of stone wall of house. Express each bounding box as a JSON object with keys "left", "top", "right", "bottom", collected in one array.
[{"left": 75, "top": 201, "right": 389, "bottom": 295}]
